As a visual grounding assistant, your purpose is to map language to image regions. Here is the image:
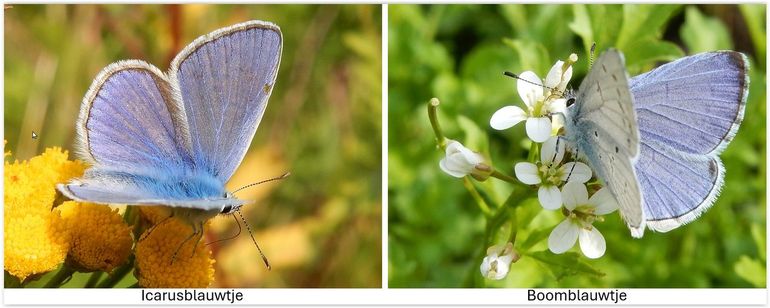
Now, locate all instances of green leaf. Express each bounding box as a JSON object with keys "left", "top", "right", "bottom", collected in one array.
[
  {"left": 519, "top": 227, "right": 551, "bottom": 251},
  {"left": 734, "top": 255, "right": 766, "bottom": 287},
  {"left": 681, "top": 6, "right": 733, "bottom": 53},
  {"left": 621, "top": 39, "right": 684, "bottom": 74},
  {"left": 527, "top": 250, "right": 605, "bottom": 280},
  {"left": 739, "top": 4, "right": 766, "bottom": 68},
  {"left": 568, "top": 4, "right": 593, "bottom": 54},
  {"left": 751, "top": 223, "right": 766, "bottom": 261},
  {"left": 616, "top": 5, "right": 681, "bottom": 49}
]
